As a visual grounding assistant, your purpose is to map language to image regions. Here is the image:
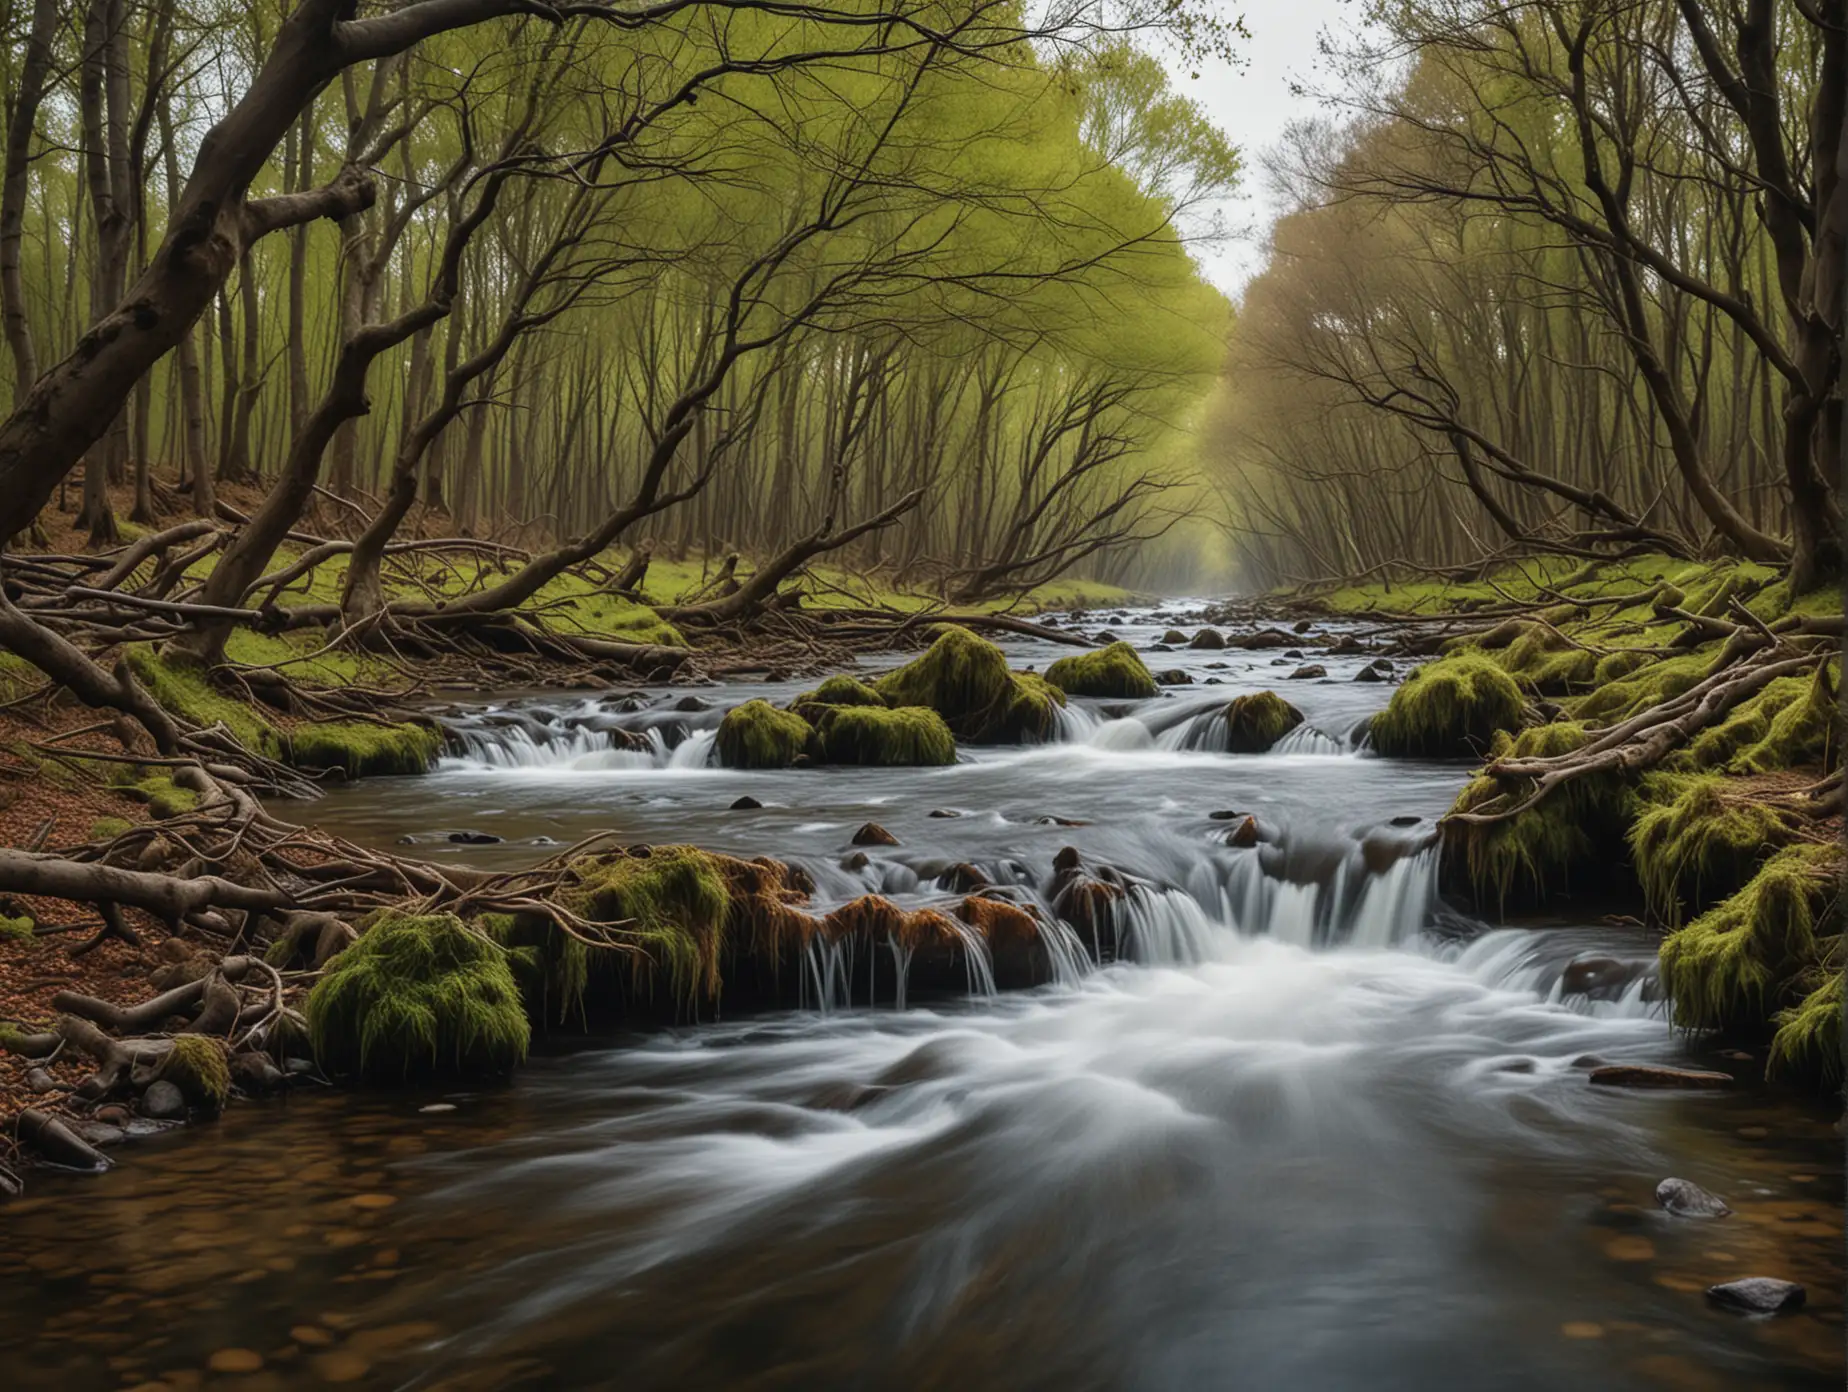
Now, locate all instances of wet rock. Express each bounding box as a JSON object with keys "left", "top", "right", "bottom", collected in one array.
[
  {"left": 1208, "top": 809, "right": 1247, "bottom": 820},
  {"left": 927, "top": 808, "right": 963, "bottom": 818},
  {"left": 1571, "top": 1054, "right": 1608, "bottom": 1069},
  {"left": 1285, "top": 650, "right": 1304, "bottom": 660},
  {"left": 1655, "top": 1178, "right": 1732, "bottom": 1219},
  {"left": 1052, "top": 845, "right": 1083, "bottom": 873},
  {"left": 1369, "top": 658, "right": 1395, "bottom": 675},
  {"left": 1360, "top": 827, "right": 1438, "bottom": 874},
  {"left": 139, "top": 1080, "right": 186, "bottom": 1119},
  {"left": 672, "top": 694, "right": 714, "bottom": 712},
  {"left": 1222, "top": 816, "right": 1260, "bottom": 849},
  {"left": 937, "top": 863, "right": 993, "bottom": 892},
  {"left": 1389, "top": 815, "right": 1422, "bottom": 827},
  {"left": 1494, "top": 1059, "right": 1536, "bottom": 1074},
  {"left": 1095, "top": 630, "right": 1121, "bottom": 643},
  {"left": 447, "top": 830, "right": 502, "bottom": 845},
  {"left": 74, "top": 1121, "right": 127, "bottom": 1147},
  {"left": 94, "top": 1103, "right": 131, "bottom": 1126},
  {"left": 1562, "top": 956, "right": 1650, "bottom": 1002},
  {"left": 1706, "top": 1278, "right": 1805, "bottom": 1314},
  {"left": 852, "top": 822, "right": 898, "bottom": 847},
  {"left": 1204, "top": 678, "right": 1223, "bottom": 685},
  {"left": 1588, "top": 1064, "right": 1733, "bottom": 1089},
  {"left": 529, "top": 835, "right": 560, "bottom": 847},
  {"left": 396, "top": 834, "right": 419, "bottom": 845},
  {"left": 1329, "top": 634, "right": 1365, "bottom": 655},
  {"left": 1148, "top": 643, "right": 1174, "bottom": 652},
  {"left": 1204, "top": 661, "right": 1229, "bottom": 670},
  {"left": 1269, "top": 658, "right": 1289, "bottom": 666},
  {"left": 1231, "top": 628, "right": 1297, "bottom": 650},
  {"left": 1352, "top": 666, "right": 1385, "bottom": 683},
  {"left": 1188, "top": 628, "right": 1226, "bottom": 649},
  {"left": 730, "top": 795, "right": 764, "bottom": 810},
  {"left": 1292, "top": 619, "right": 1315, "bottom": 634},
  {"left": 842, "top": 852, "right": 870, "bottom": 871},
  {"left": 1288, "top": 664, "right": 1327, "bottom": 680},
  {"left": 25, "top": 1066, "right": 56, "bottom": 1093},
  {"left": 1155, "top": 668, "right": 1192, "bottom": 685},
  {"left": 230, "top": 1052, "right": 286, "bottom": 1094},
  {"left": 1034, "top": 814, "right": 1089, "bottom": 827},
  {"left": 1161, "top": 629, "right": 1188, "bottom": 644}
]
